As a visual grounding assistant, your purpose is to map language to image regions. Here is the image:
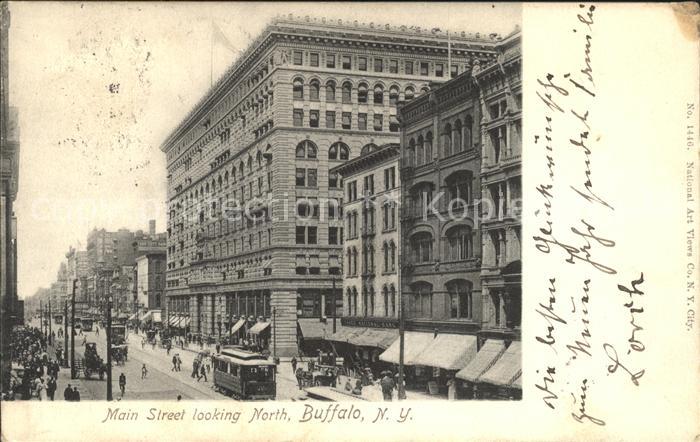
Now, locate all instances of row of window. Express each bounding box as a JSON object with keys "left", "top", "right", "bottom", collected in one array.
[
  {"left": 292, "top": 79, "right": 418, "bottom": 105},
  {"left": 346, "top": 166, "right": 397, "bottom": 202},
  {"left": 292, "top": 109, "right": 399, "bottom": 132},
  {"left": 345, "top": 284, "right": 397, "bottom": 318},
  {"left": 409, "top": 227, "right": 474, "bottom": 264},
  {"left": 292, "top": 50, "right": 457, "bottom": 78},
  {"left": 344, "top": 241, "right": 397, "bottom": 277}
]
